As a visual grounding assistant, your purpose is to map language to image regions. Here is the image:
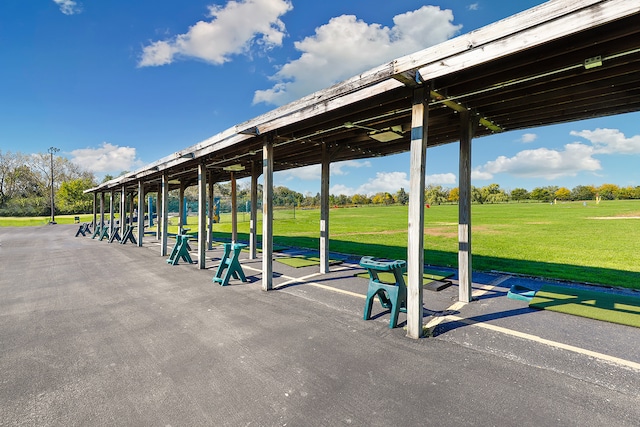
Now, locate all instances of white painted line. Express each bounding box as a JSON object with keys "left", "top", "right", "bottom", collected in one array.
[
  {"left": 278, "top": 272, "right": 323, "bottom": 288},
  {"left": 443, "top": 314, "right": 640, "bottom": 371},
  {"left": 303, "top": 282, "right": 366, "bottom": 299},
  {"left": 240, "top": 267, "right": 640, "bottom": 371},
  {"left": 243, "top": 264, "right": 366, "bottom": 298},
  {"left": 425, "top": 275, "right": 511, "bottom": 330}
]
